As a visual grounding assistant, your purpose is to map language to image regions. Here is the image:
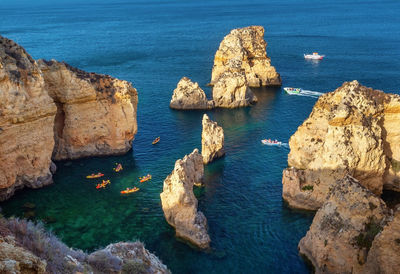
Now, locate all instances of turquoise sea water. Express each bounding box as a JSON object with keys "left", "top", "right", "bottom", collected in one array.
[{"left": 1, "top": 0, "right": 400, "bottom": 273}]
